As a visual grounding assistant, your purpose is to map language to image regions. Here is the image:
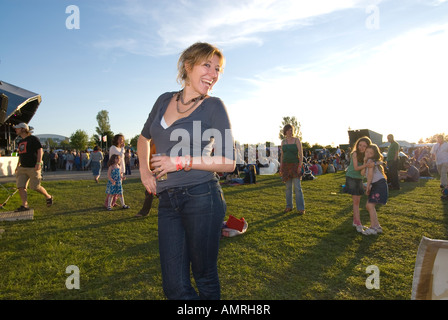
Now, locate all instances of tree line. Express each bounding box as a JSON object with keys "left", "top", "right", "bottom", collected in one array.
[
  {"left": 49, "top": 110, "right": 140, "bottom": 152},
  {"left": 53, "top": 113, "right": 446, "bottom": 153}
]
